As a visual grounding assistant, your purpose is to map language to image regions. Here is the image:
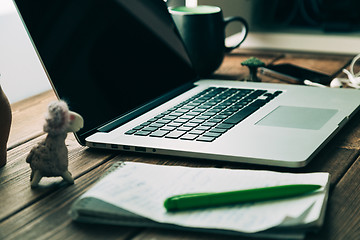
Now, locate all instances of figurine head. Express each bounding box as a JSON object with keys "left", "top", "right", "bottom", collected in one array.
[{"left": 43, "top": 101, "right": 84, "bottom": 135}]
